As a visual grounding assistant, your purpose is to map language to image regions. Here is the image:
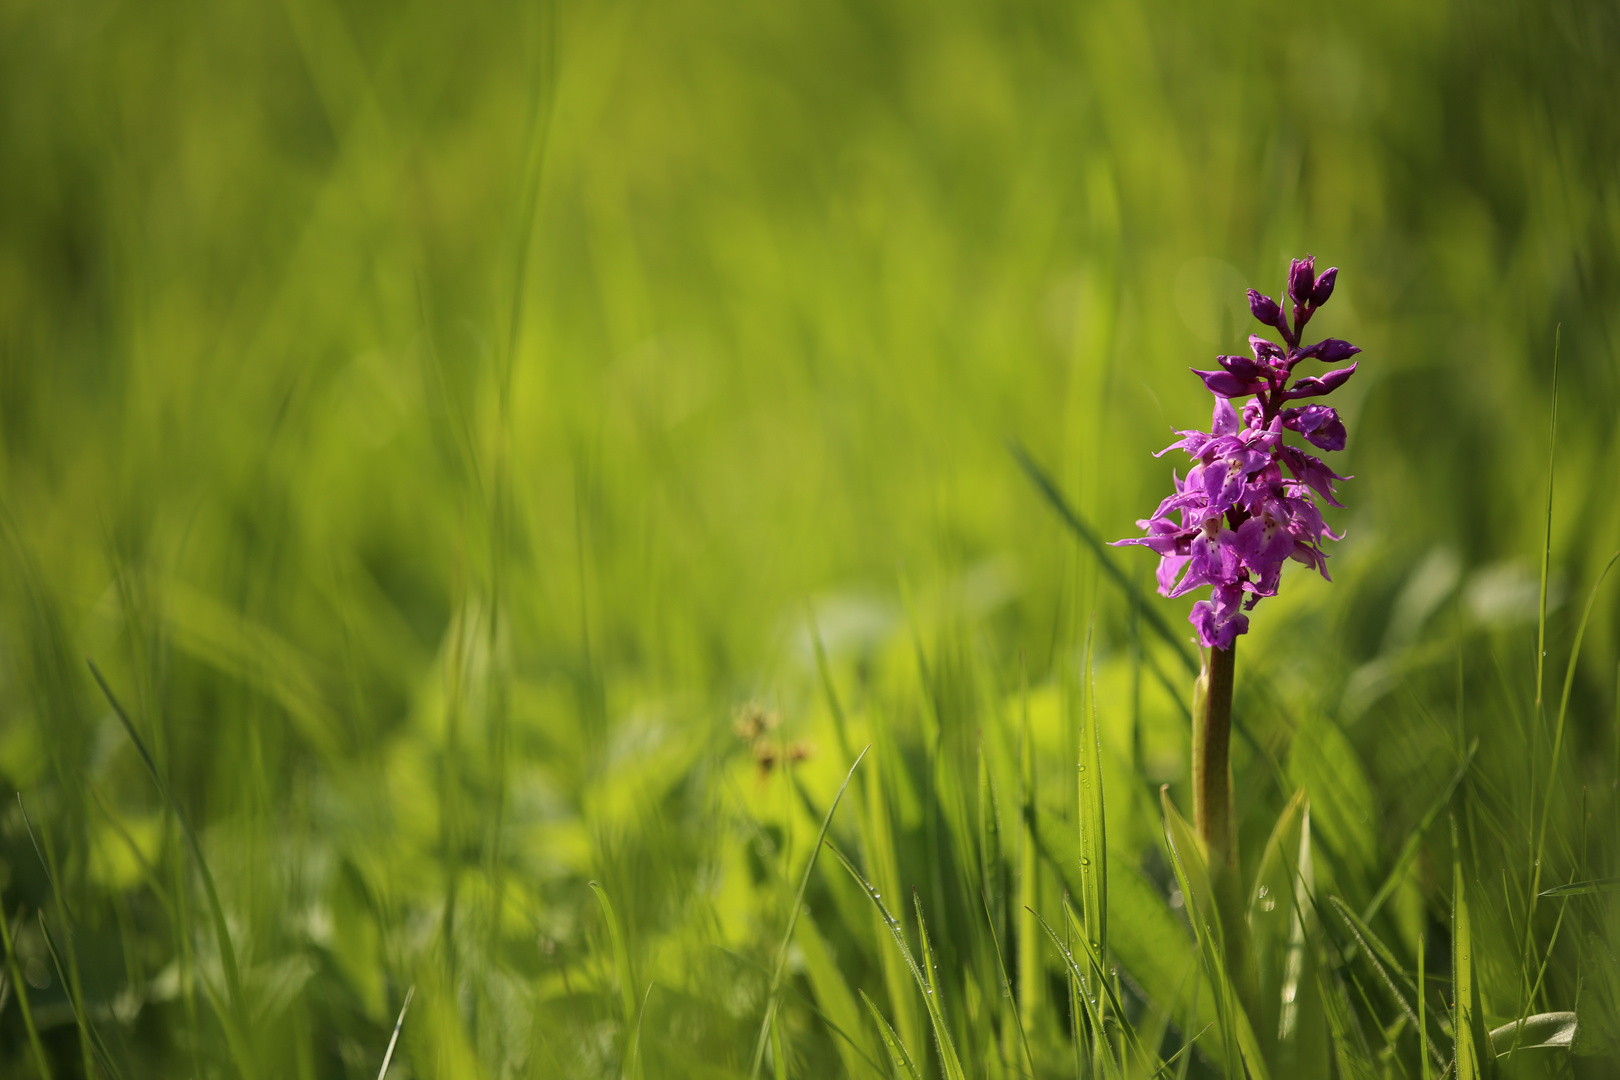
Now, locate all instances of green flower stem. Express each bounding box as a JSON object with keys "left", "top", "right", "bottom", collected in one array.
[
  {"left": 1193, "top": 643, "right": 1261, "bottom": 1028},
  {"left": 1193, "top": 643, "right": 1237, "bottom": 867}
]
